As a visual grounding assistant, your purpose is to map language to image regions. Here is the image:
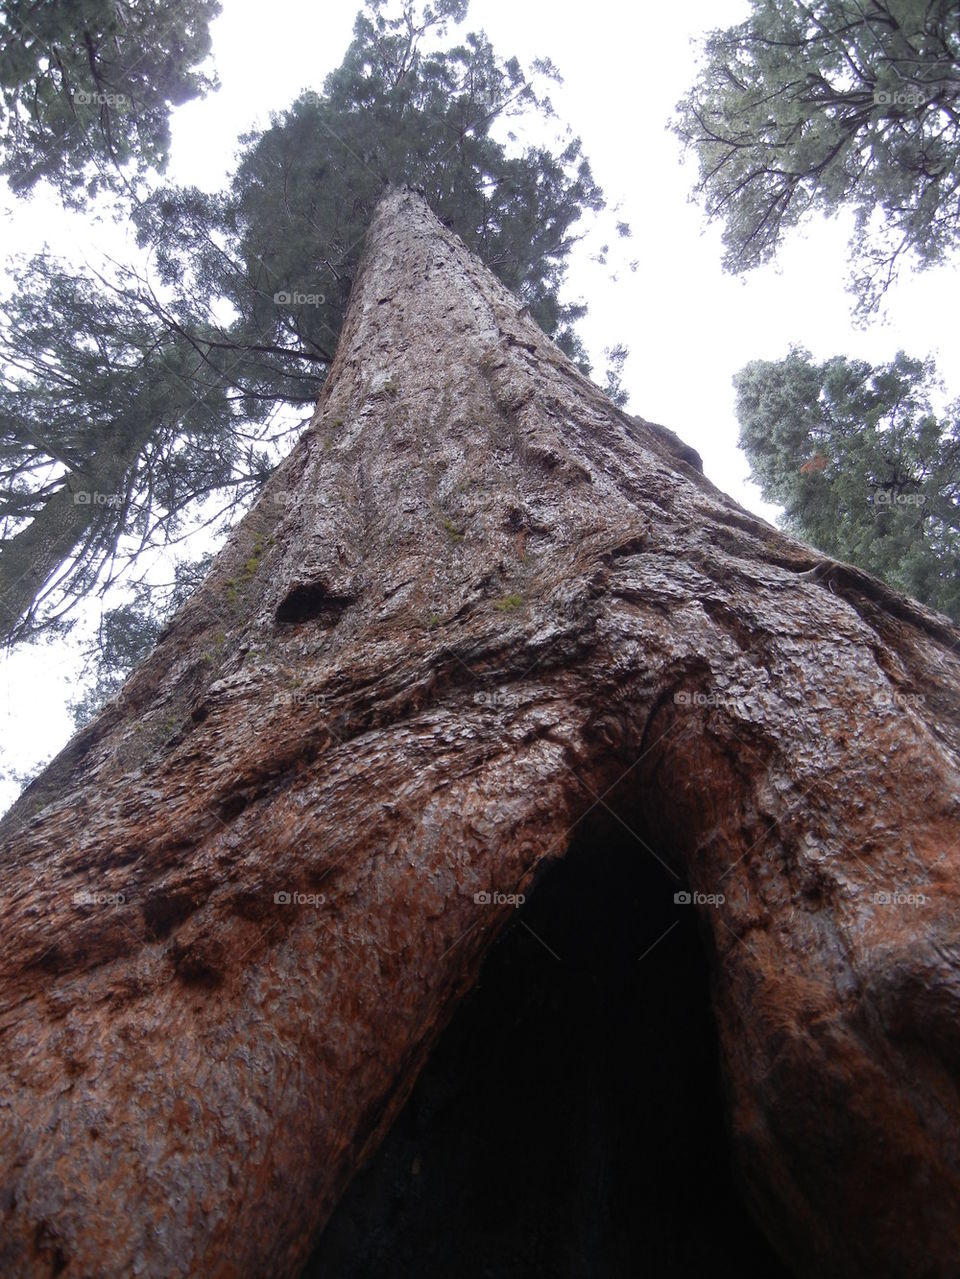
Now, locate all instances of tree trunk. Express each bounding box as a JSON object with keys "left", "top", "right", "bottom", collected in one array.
[
  {"left": 0, "top": 422, "right": 156, "bottom": 643},
  {"left": 1, "top": 186, "right": 959, "bottom": 1279}
]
